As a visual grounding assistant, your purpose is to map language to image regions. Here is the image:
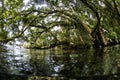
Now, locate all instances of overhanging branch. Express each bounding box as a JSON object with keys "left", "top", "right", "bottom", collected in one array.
[{"left": 81, "top": 0, "right": 100, "bottom": 35}]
